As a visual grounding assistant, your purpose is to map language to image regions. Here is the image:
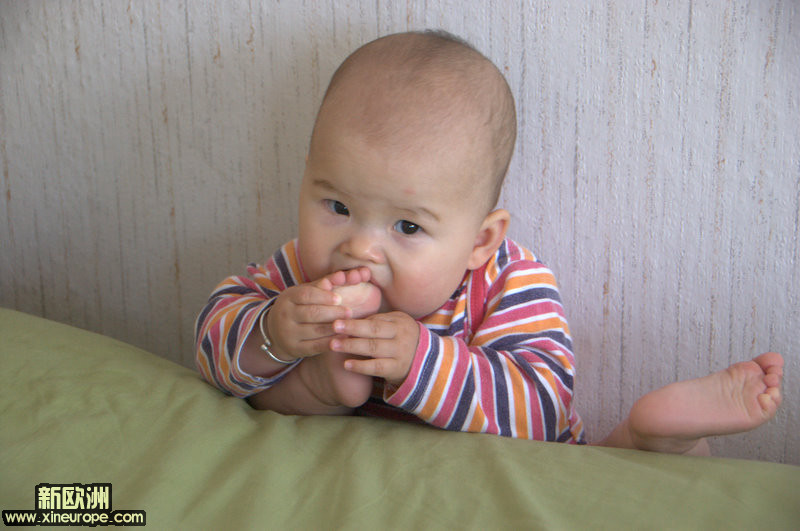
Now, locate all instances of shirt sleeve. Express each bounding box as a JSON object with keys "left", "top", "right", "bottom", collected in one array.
[
  {"left": 194, "top": 242, "right": 303, "bottom": 397},
  {"left": 384, "top": 258, "right": 585, "bottom": 443}
]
